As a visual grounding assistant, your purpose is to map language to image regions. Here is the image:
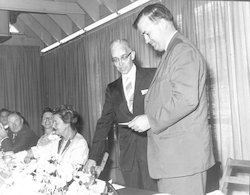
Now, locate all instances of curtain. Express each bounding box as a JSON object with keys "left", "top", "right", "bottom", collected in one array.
[
  {"left": 41, "top": 0, "right": 250, "bottom": 169},
  {"left": 164, "top": 0, "right": 250, "bottom": 167},
  {"left": 0, "top": 45, "right": 42, "bottom": 136},
  {"left": 41, "top": 0, "right": 161, "bottom": 145}
]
